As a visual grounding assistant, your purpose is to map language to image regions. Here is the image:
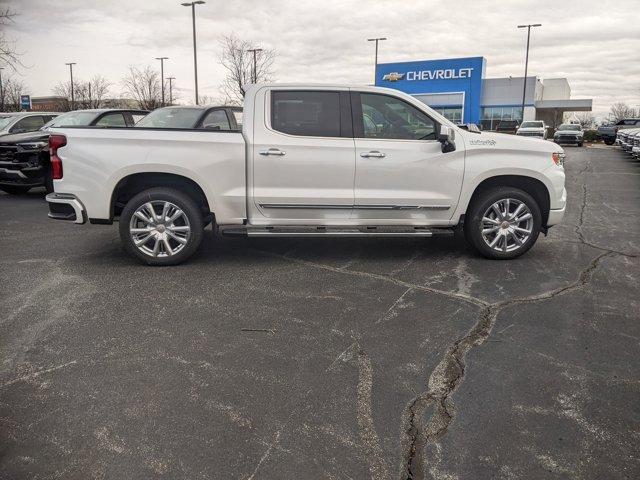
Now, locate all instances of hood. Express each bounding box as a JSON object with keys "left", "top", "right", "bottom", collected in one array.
[
  {"left": 0, "top": 130, "right": 50, "bottom": 145},
  {"left": 459, "top": 130, "right": 561, "bottom": 153}
]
